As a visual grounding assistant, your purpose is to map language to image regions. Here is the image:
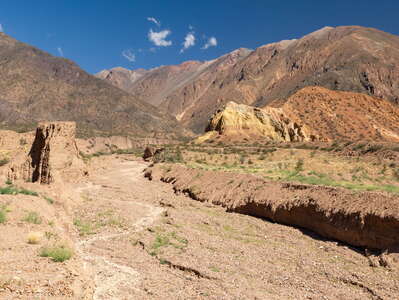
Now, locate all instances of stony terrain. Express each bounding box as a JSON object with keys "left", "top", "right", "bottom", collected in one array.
[
  {"left": 199, "top": 87, "right": 399, "bottom": 143},
  {"left": 147, "top": 163, "right": 399, "bottom": 249},
  {"left": 99, "top": 26, "right": 399, "bottom": 133},
  {"left": 0, "top": 124, "right": 398, "bottom": 299}
]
